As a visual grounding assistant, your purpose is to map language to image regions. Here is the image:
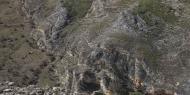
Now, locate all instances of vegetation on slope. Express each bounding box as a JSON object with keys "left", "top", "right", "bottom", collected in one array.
[
  {"left": 61, "top": 0, "right": 92, "bottom": 20},
  {"left": 109, "top": 32, "right": 162, "bottom": 66},
  {"left": 180, "top": 0, "right": 190, "bottom": 3},
  {"left": 0, "top": 0, "right": 57, "bottom": 86},
  {"left": 136, "top": 0, "right": 178, "bottom": 25}
]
